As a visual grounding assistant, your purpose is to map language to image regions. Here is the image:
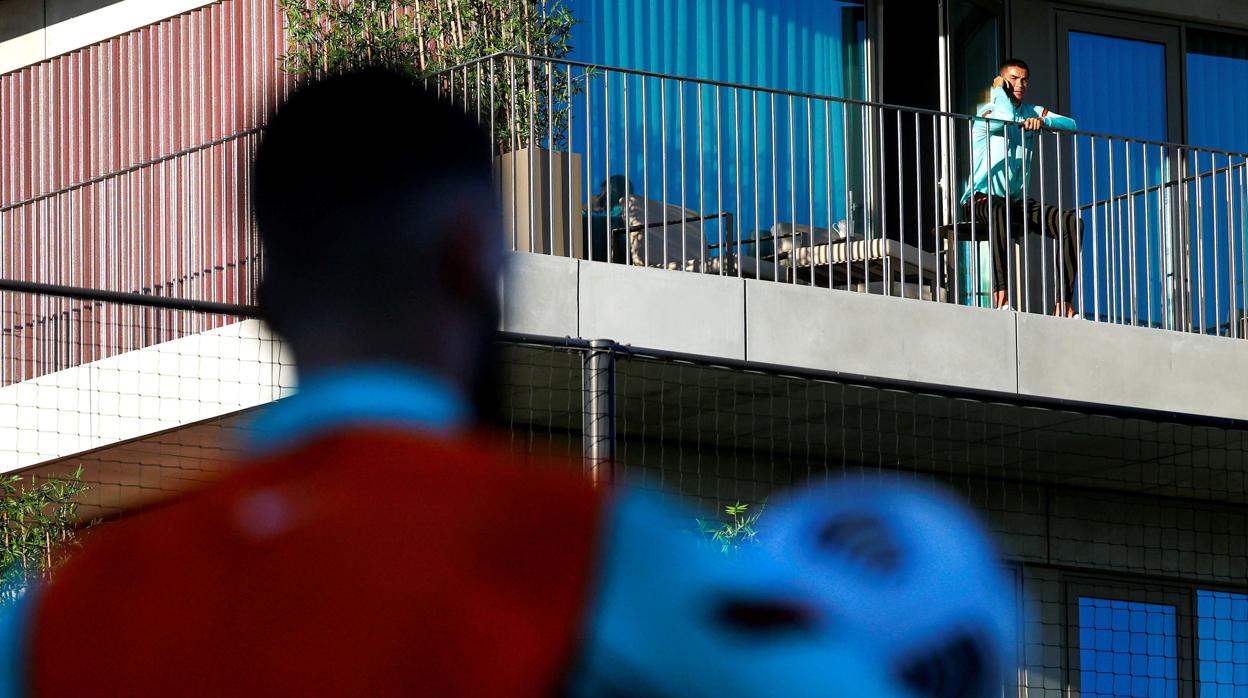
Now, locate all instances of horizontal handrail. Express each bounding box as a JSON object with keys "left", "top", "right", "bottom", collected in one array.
[
  {"left": 0, "top": 127, "right": 261, "bottom": 214},
  {"left": 438, "top": 51, "right": 1248, "bottom": 160}
]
